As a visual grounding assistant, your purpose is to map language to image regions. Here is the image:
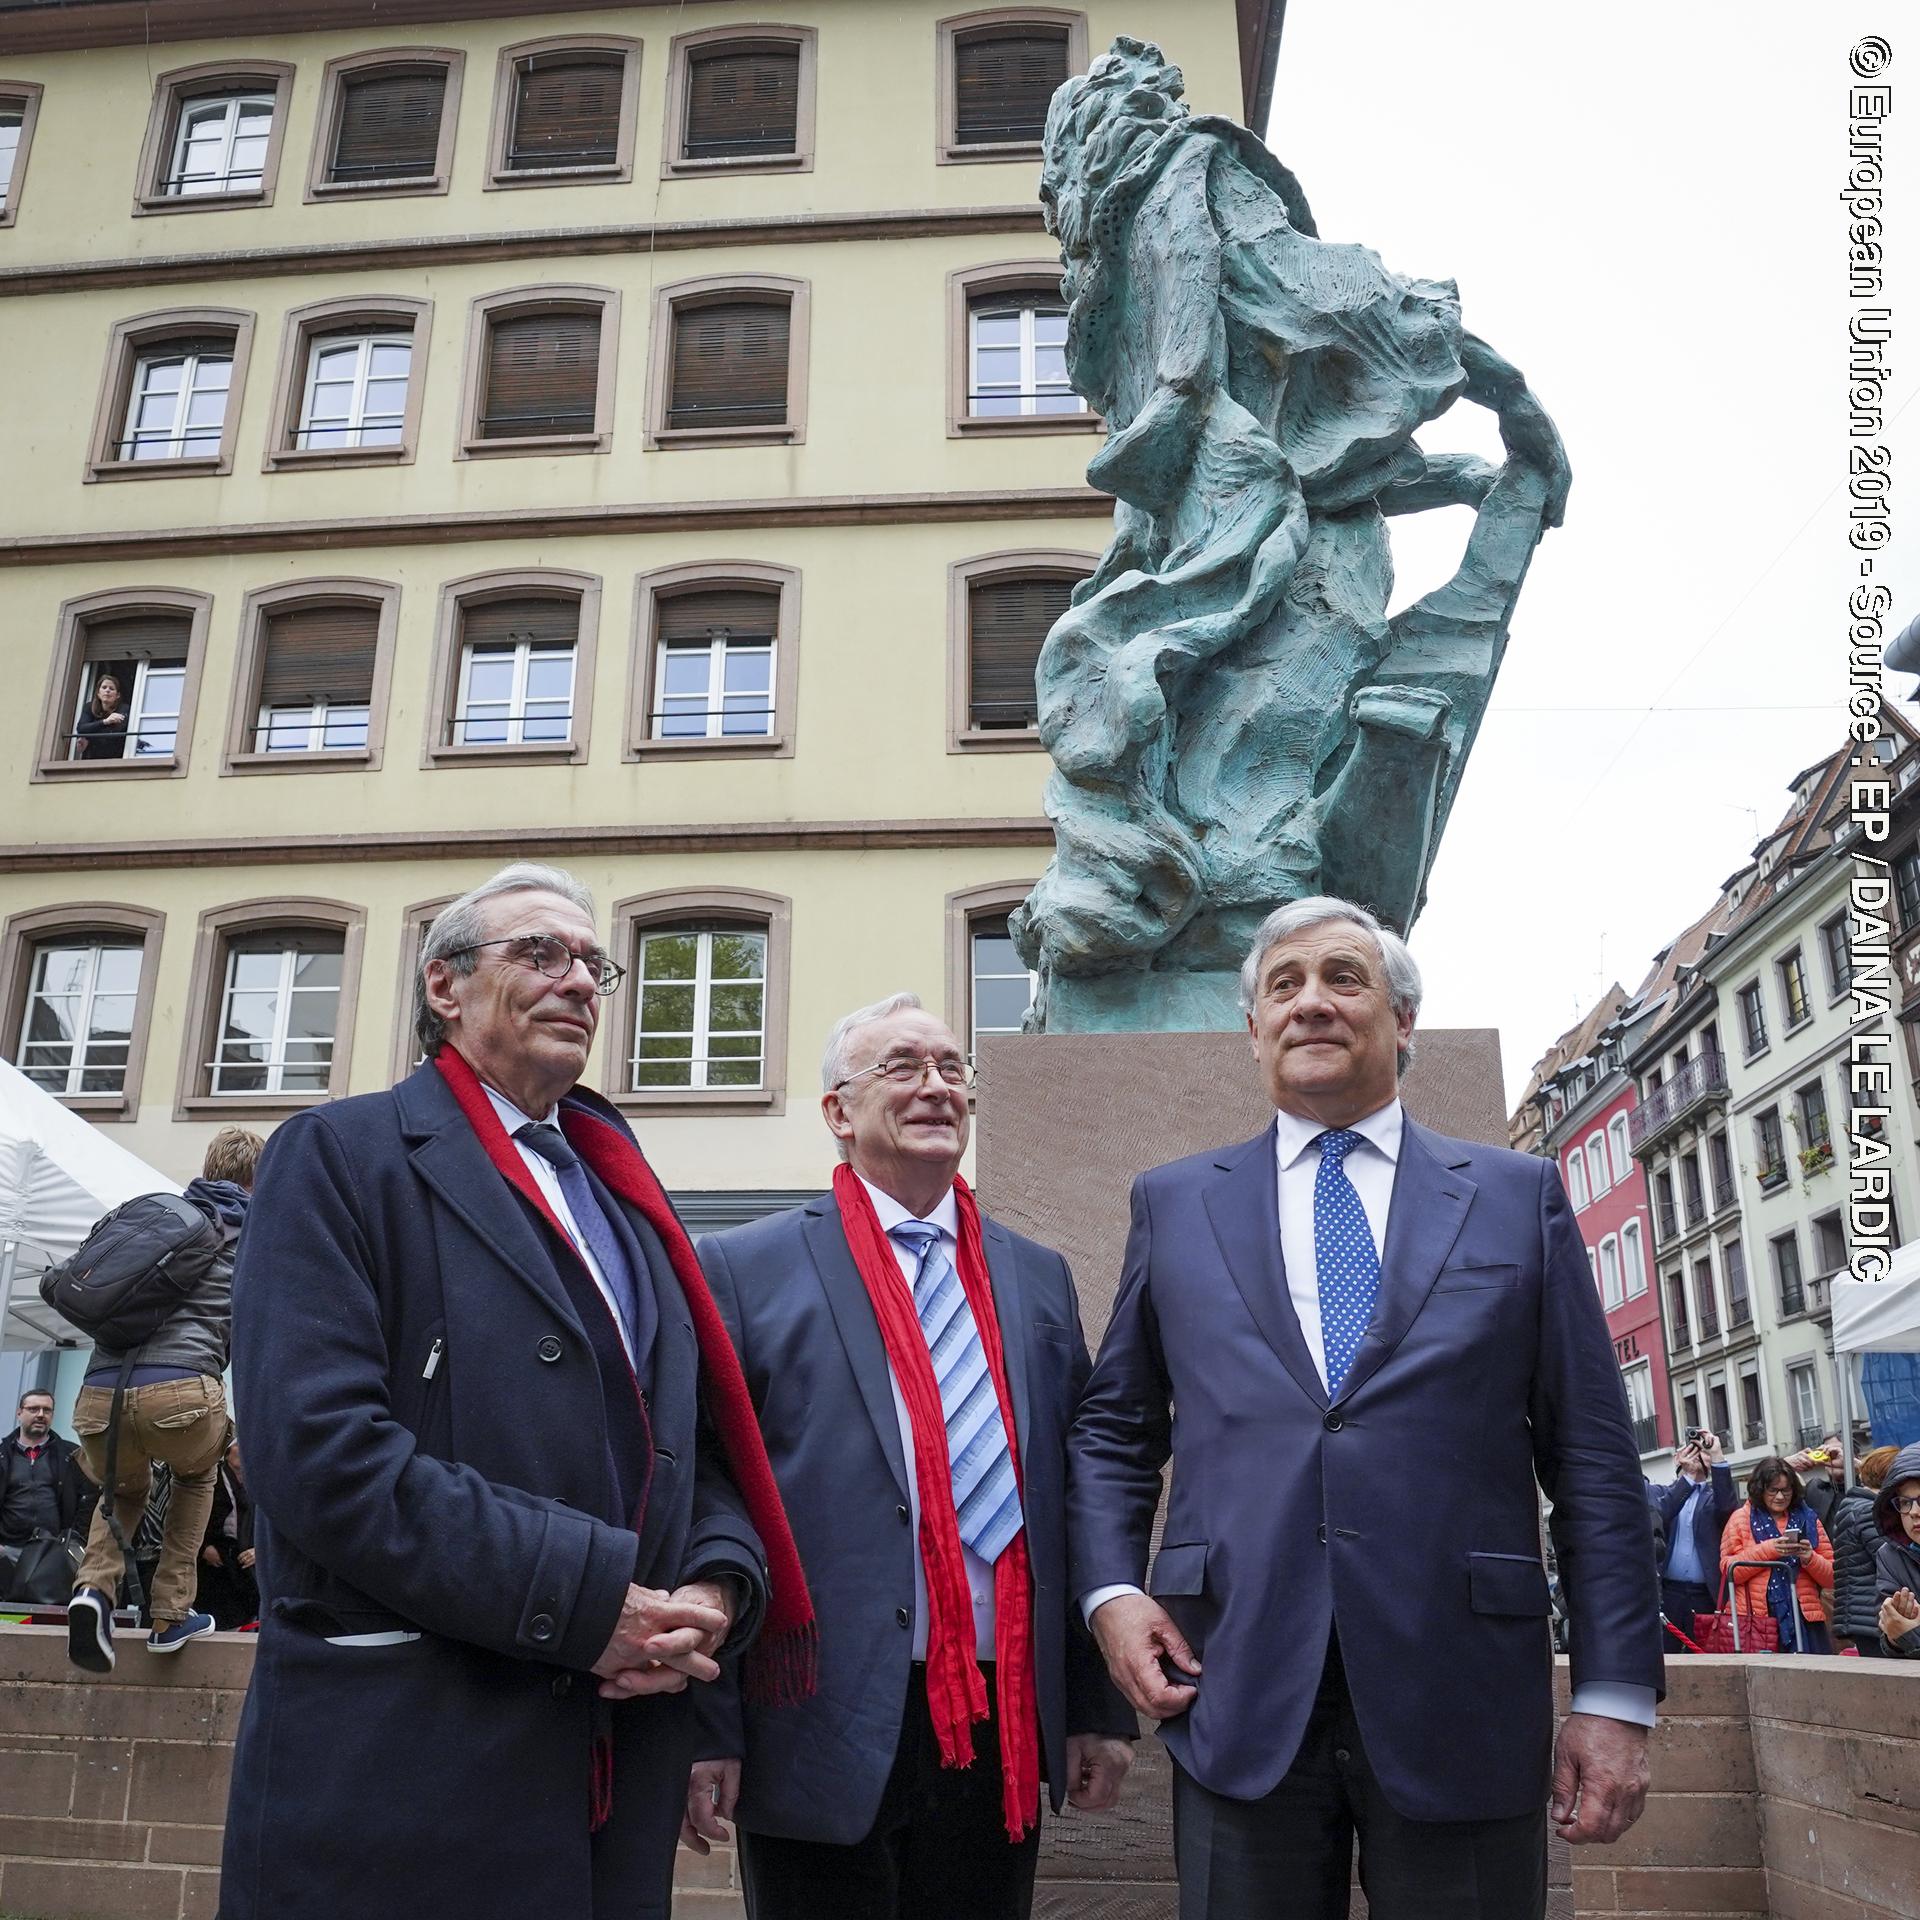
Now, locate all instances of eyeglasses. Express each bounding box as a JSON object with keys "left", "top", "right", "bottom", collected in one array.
[
  {"left": 835, "top": 1051, "right": 975, "bottom": 1091},
  {"left": 1893, "top": 1494, "right": 1920, "bottom": 1514},
  {"left": 445, "top": 934, "right": 626, "bottom": 996}
]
